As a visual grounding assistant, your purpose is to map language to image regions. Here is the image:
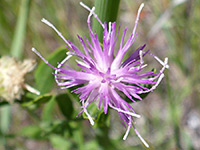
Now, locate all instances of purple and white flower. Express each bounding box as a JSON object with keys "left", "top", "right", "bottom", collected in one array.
[{"left": 32, "top": 2, "right": 169, "bottom": 147}]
